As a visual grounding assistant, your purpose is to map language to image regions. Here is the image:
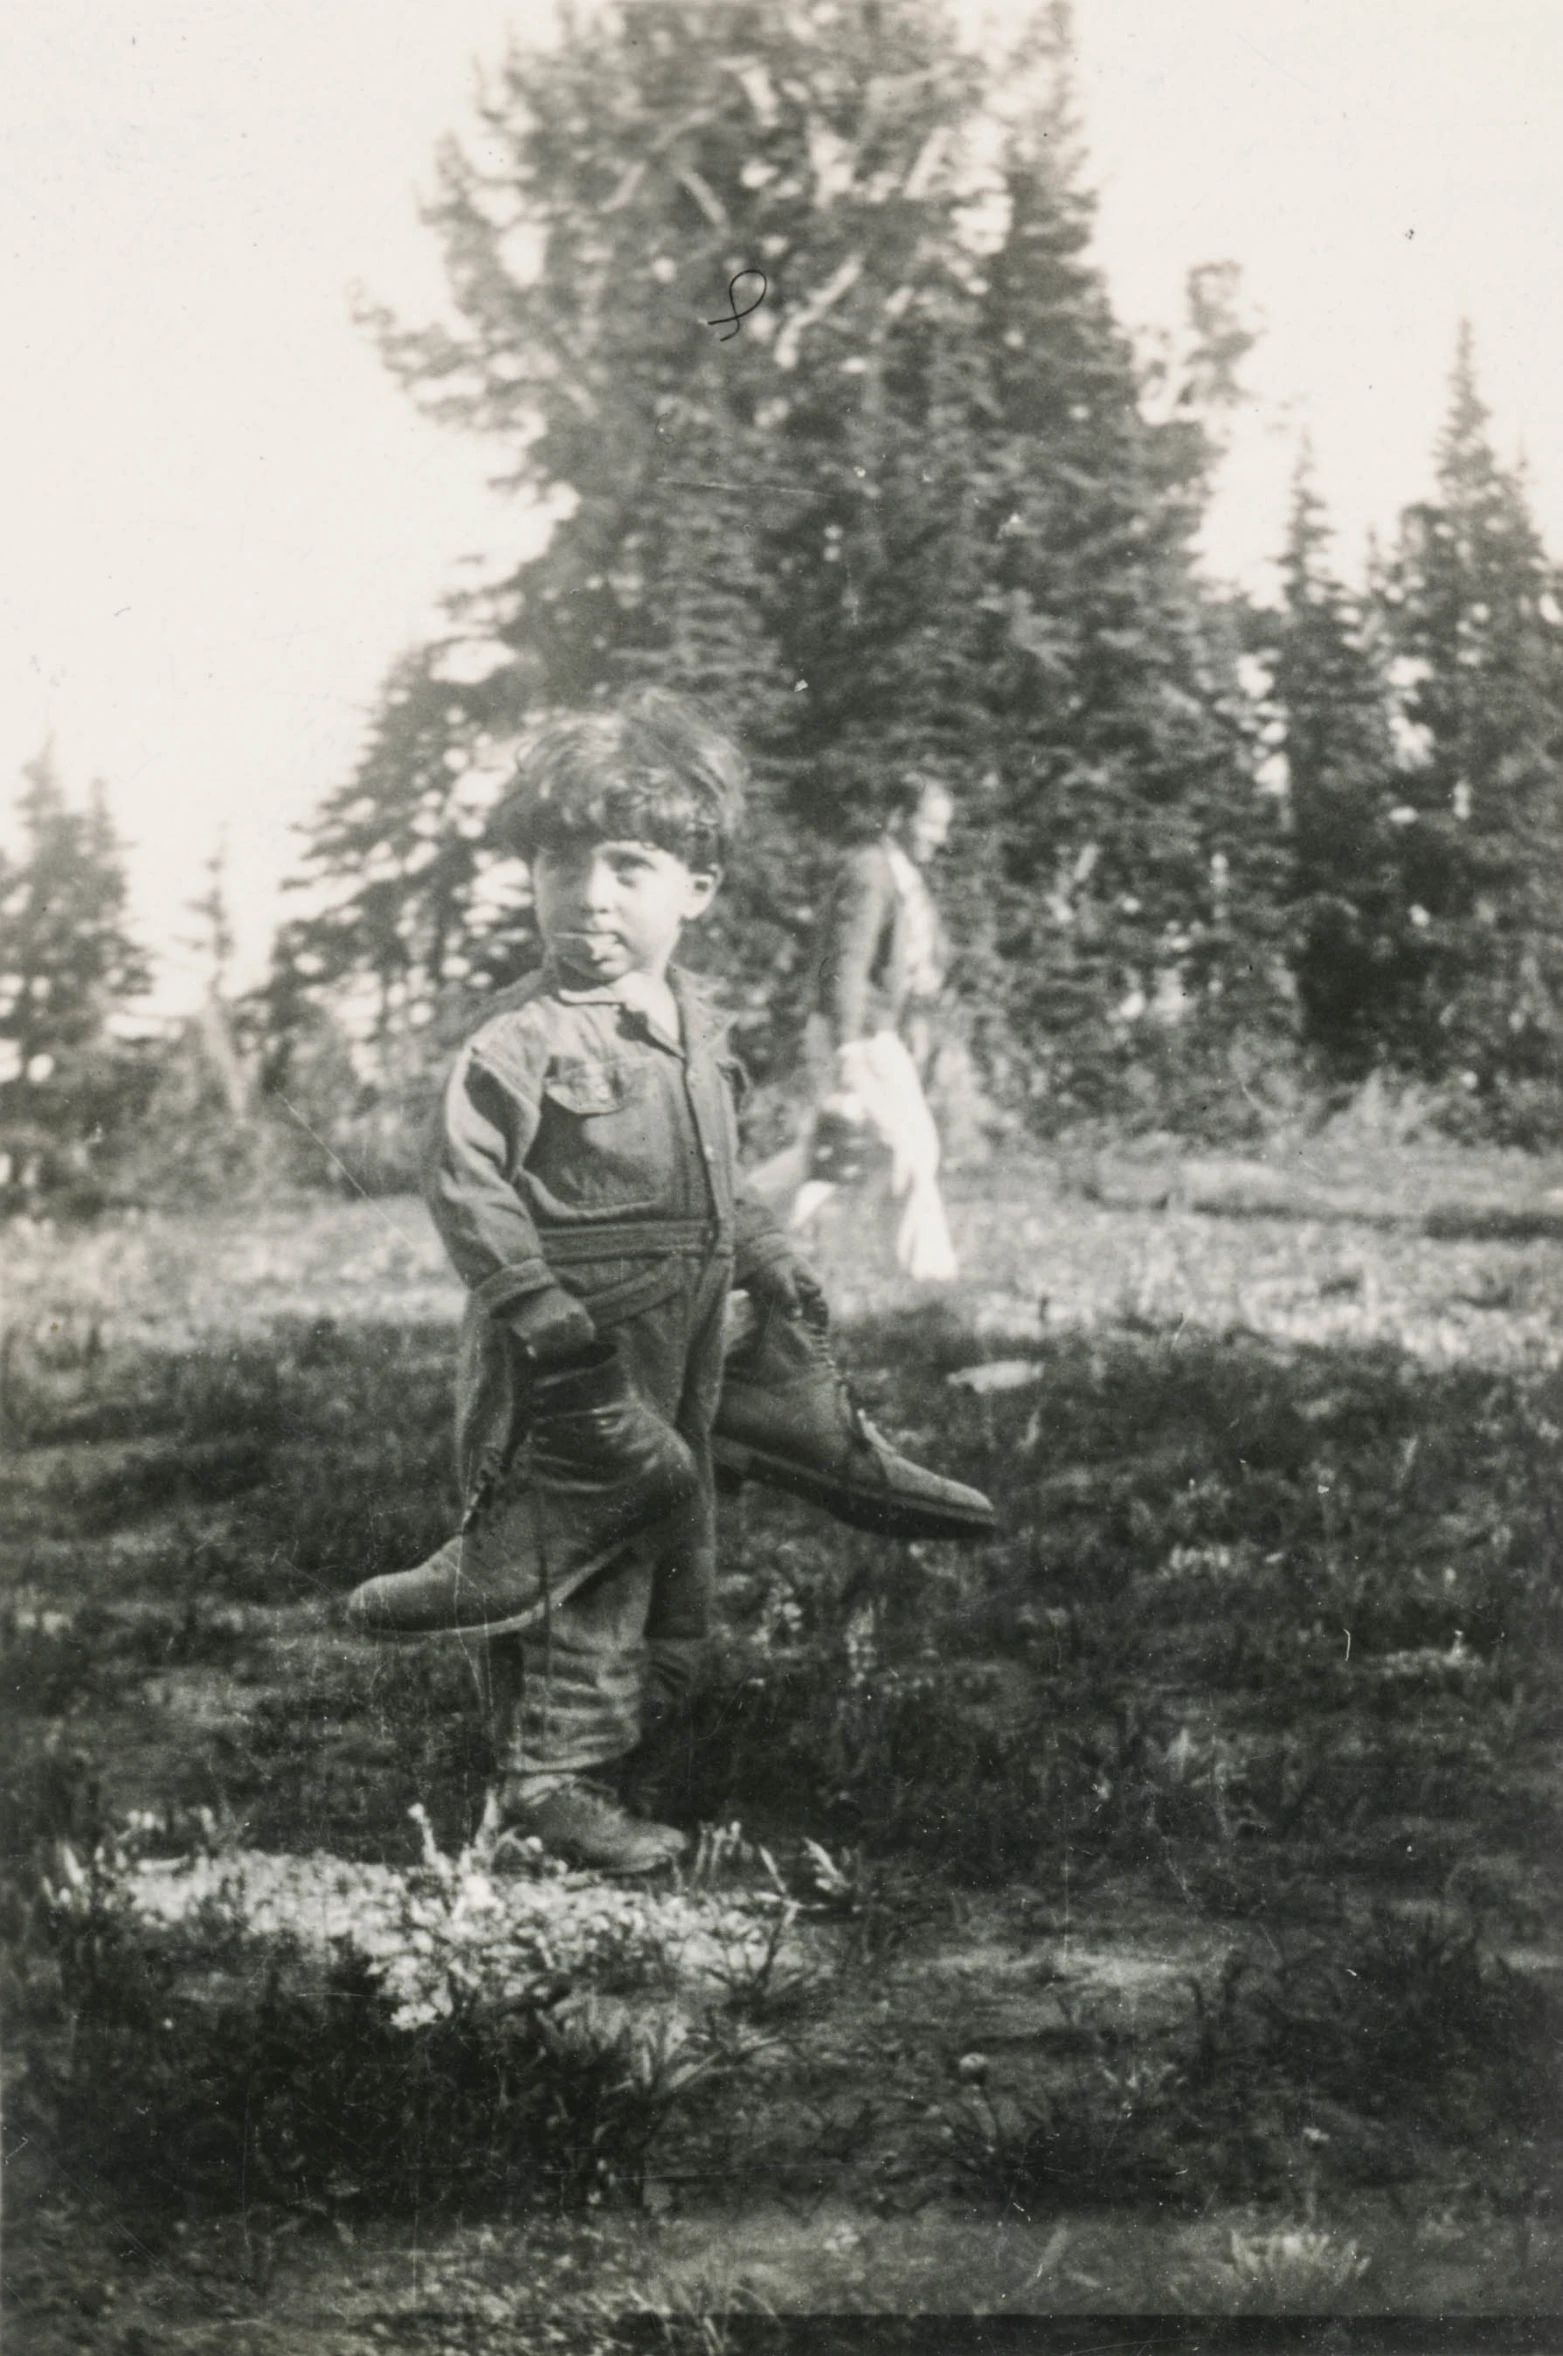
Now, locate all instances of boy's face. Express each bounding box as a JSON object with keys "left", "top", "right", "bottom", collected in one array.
[{"left": 532, "top": 837, "right": 719, "bottom": 986}]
